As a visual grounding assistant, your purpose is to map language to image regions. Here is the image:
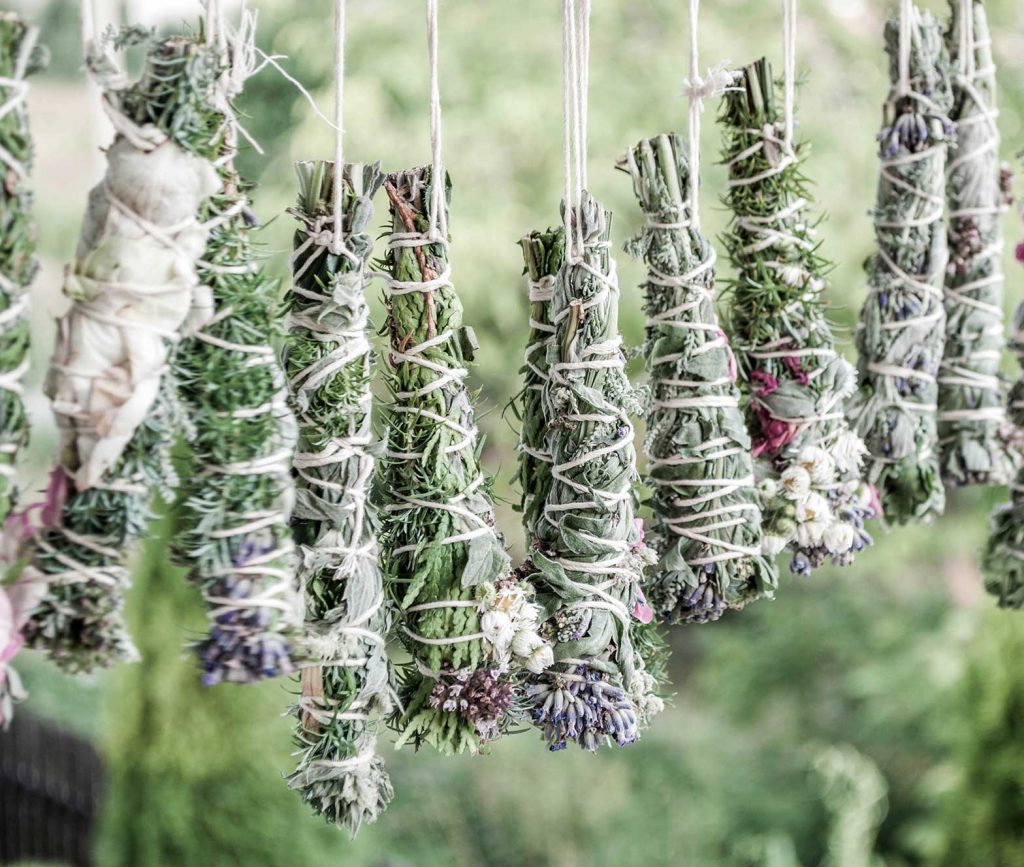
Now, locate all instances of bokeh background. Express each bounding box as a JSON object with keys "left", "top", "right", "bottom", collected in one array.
[{"left": 3, "top": 0, "right": 1024, "bottom": 864}]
